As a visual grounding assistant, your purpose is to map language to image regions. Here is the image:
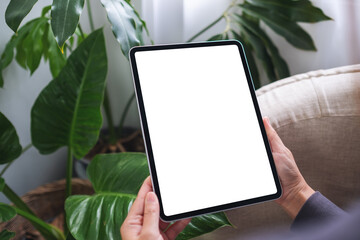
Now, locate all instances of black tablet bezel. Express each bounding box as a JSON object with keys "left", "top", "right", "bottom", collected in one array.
[{"left": 129, "top": 40, "right": 282, "bottom": 222}]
